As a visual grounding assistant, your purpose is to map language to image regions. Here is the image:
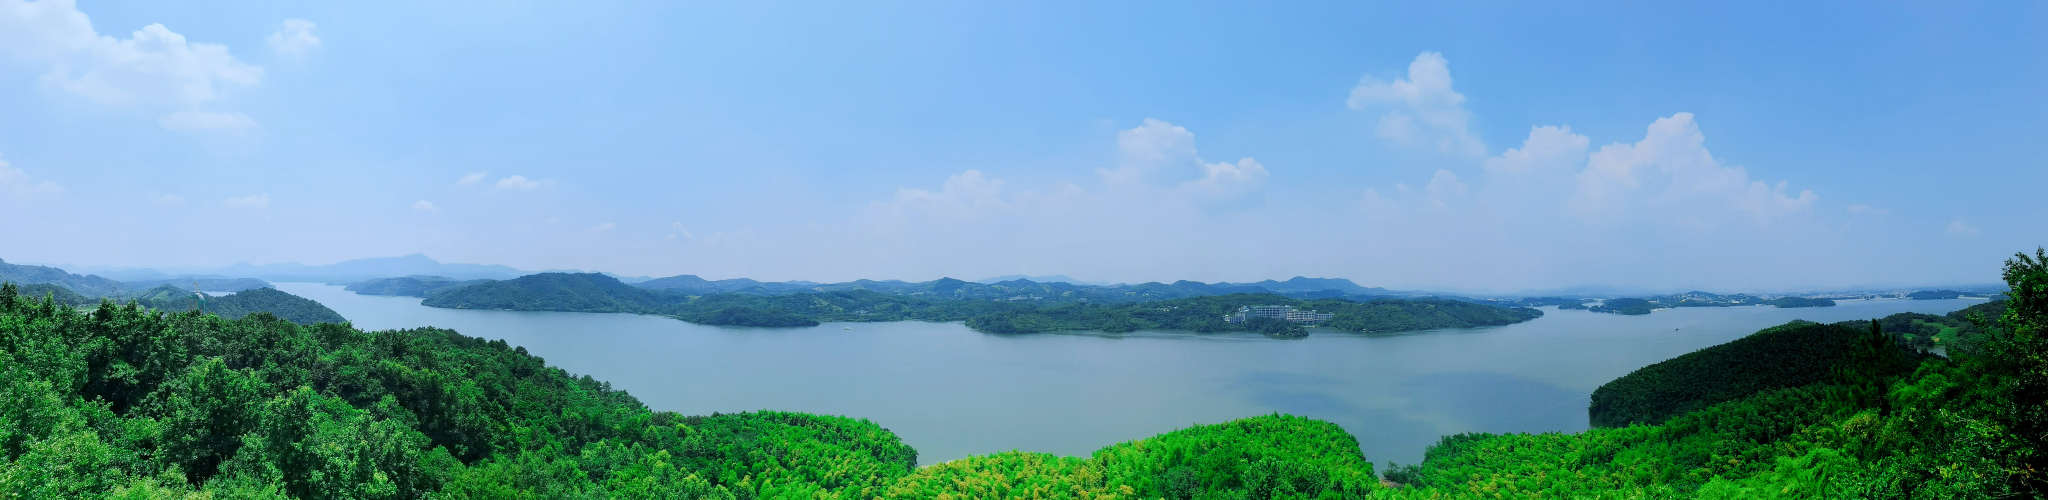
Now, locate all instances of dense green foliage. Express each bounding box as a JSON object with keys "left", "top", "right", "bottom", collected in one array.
[
  {"left": 1831, "top": 300, "right": 2004, "bottom": 353},
  {"left": 885, "top": 414, "right": 1381, "bottom": 500},
  {"left": 1370, "top": 249, "right": 2048, "bottom": 499},
  {"left": 0, "top": 283, "right": 923, "bottom": 499},
  {"left": 120, "top": 285, "right": 350, "bottom": 325},
  {"left": 1587, "top": 320, "right": 1920, "bottom": 428},
  {"left": 1385, "top": 334, "right": 2034, "bottom": 498}
]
